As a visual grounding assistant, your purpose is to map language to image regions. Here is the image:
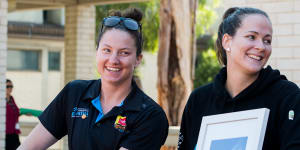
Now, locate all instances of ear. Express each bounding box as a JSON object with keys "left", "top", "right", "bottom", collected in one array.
[
  {"left": 135, "top": 54, "right": 143, "bottom": 67},
  {"left": 222, "top": 33, "right": 232, "bottom": 52}
]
